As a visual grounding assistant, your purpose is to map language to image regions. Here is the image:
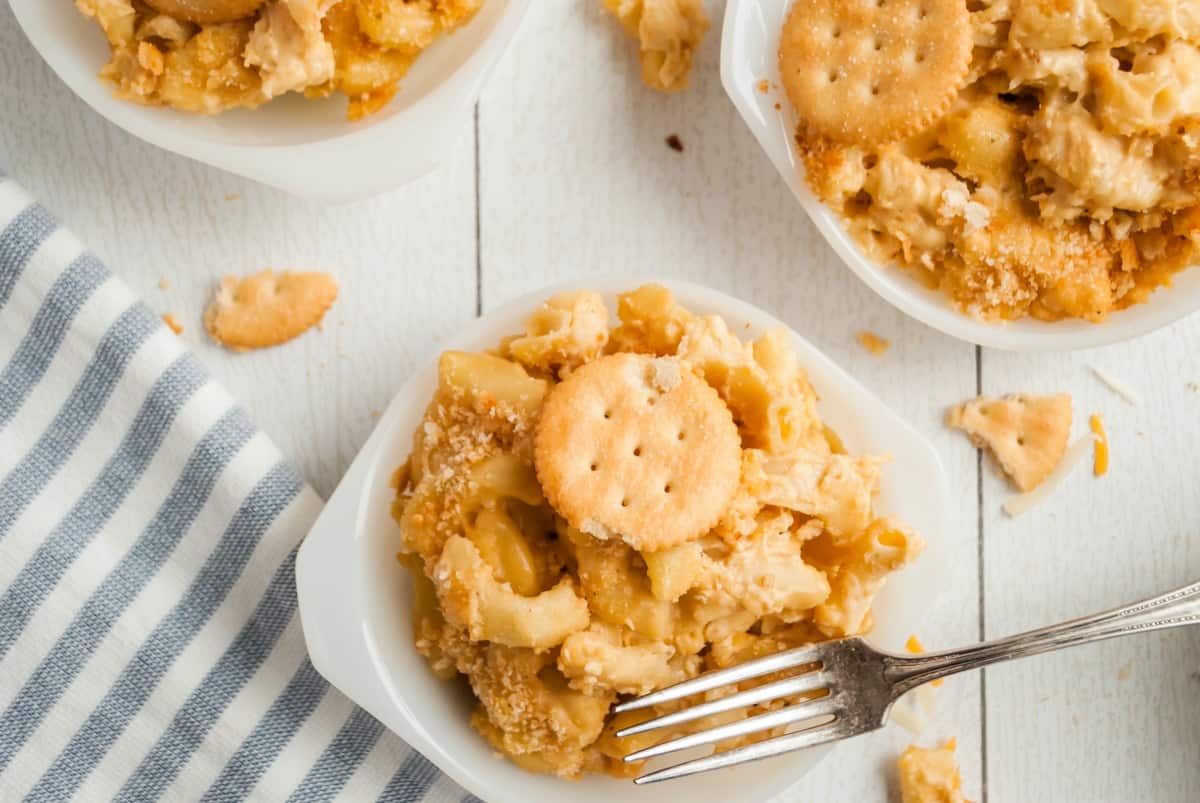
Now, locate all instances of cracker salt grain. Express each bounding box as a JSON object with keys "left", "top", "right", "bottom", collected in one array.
[
  {"left": 203, "top": 269, "right": 338, "bottom": 351},
  {"left": 534, "top": 353, "right": 740, "bottom": 552},
  {"left": 778, "top": 0, "right": 971, "bottom": 145},
  {"left": 947, "top": 393, "right": 1072, "bottom": 491}
]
